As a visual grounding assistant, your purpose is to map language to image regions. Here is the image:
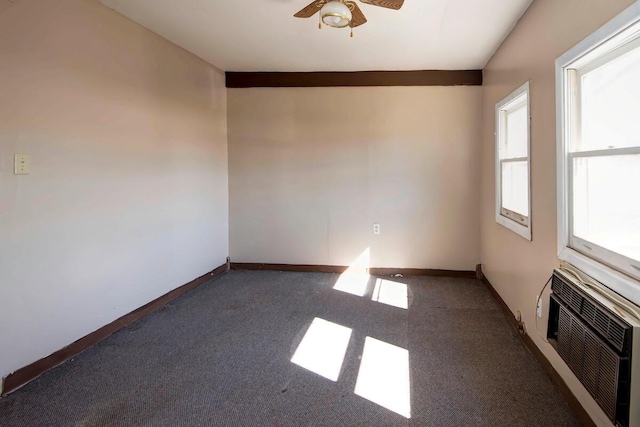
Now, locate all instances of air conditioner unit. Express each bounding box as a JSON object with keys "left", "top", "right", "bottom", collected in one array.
[{"left": 547, "top": 268, "right": 640, "bottom": 427}]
